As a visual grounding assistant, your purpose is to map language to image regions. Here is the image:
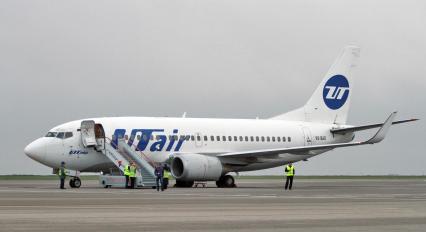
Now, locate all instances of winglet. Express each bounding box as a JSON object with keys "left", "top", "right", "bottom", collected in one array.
[{"left": 366, "top": 112, "right": 397, "bottom": 144}]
